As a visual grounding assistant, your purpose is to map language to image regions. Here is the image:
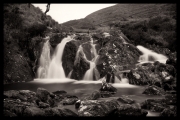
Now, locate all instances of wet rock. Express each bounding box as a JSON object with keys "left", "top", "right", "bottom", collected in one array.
[
  {"left": 60, "top": 95, "right": 78, "bottom": 105},
  {"left": 141, "top": 99, "right": 169, "bottom": 112},
  {"left": 99, "top": 79, "right": 117, "bottom": 94},
  {"left": 38, "top": 102, "right": 50, "bottom": 108},
  {"left": 75, "top": 100, "right": 81, "bottom": 109},
  {"left": 160, "top": 106, "right": 176, "bottom": 117},
  {"left": 77, "top": 99, "right": 119, "bottom": 116},
  {"left": 4, "top": 110, "right": 17, "bottom": 117},
  {"left": 108, "top": 104, "right": 148, "bottom": 117},
  {"left": 44, "top": 107, "right": 78, "bottom": 117},
  {"left": 142, "top": 85, "right": 166, "bottom": 96},
  {"left": 164, "top": 94, "right": 176, "bottom": 105},
  {"left": 127, "top": 69, "right": 149, "bottom": 85},
  {"left": 62, "top": 41, "right": 78, "bottom": 77},
  {"left": 4, "top": 90, "right": 19, "bottom": 98},
  {"left": 52, "top": 90, "right": 67, "bottom": 97},
  {"left": 4, "top": 99, "right": 27, "bottom": 116},
  {"left": 166, "top": 58, "right": 176, "bottom": 69},
  {"left": 90, "top": 91, "right": 101, "bottom": 100},
  {"left": 117, "top": 95, "right": 135, "bottom": 104},
  {"left": 36, "top": 88, "right": 50, "bottom": 102},
  {"left": 23, "top": 106, "right": 45, "bottom": 116},
  {"left": 100, "top": 91, "right": 113, "bottom": 98},
  {"left": 49, "top": 33, "right": 65, "bottom": 48}
]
